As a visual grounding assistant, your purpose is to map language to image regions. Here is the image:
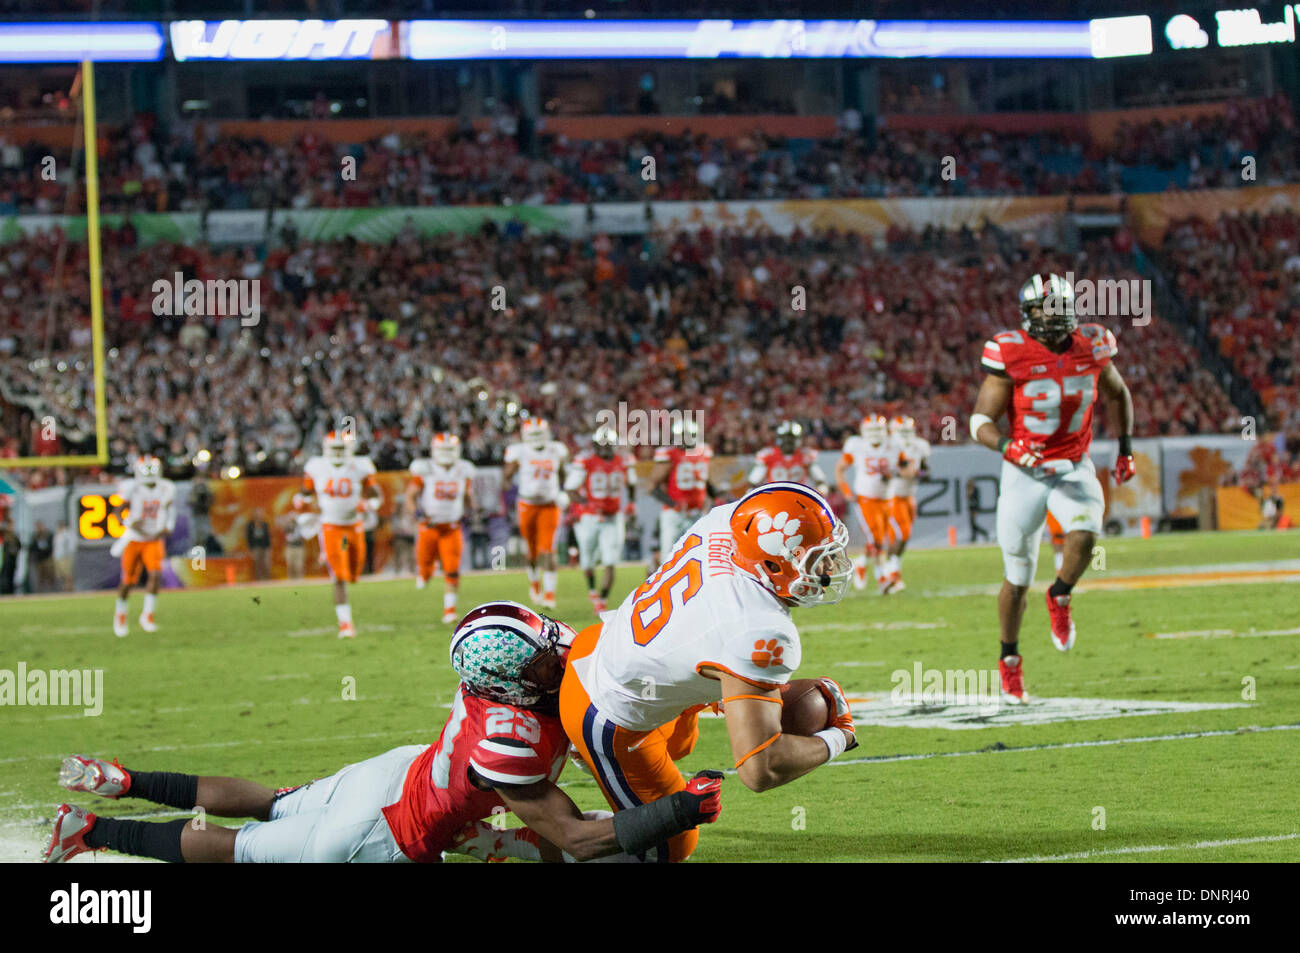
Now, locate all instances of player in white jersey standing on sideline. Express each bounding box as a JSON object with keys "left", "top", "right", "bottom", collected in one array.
[
  {"left": 112, "top": 455, "right": 176, "bottom": 637},
  {"left": 407, "top": 432, "right": 477, "bottom": 623},
  {"left": 565, "top": 425, "right": 637, "bottom": 614},
  {"left": 296, "top": 430, "right": 382, "bottom": 638},
  {"left": 836, "top": 414, "right": 898, "bottom": 594},
  {"left": 882, "top": 415, "right": 931, "bottom": 594},
  {"left": 503, "top": 417, "right": 569, "bottom": 609}
]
